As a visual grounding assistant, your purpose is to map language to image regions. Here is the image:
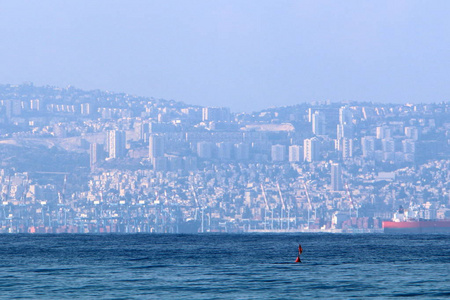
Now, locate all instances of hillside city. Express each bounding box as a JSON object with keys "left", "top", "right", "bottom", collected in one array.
[{"left": 0, "top": 83, "right": 449, "bottom": 233}]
